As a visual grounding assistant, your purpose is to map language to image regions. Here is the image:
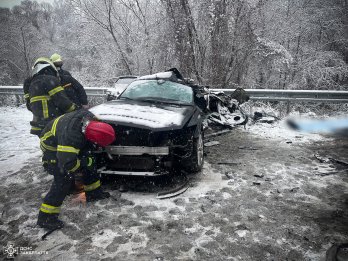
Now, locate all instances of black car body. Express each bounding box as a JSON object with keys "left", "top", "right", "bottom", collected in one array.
[{"left": 90, "top": 70, "right": 204, "bottom": 176}]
